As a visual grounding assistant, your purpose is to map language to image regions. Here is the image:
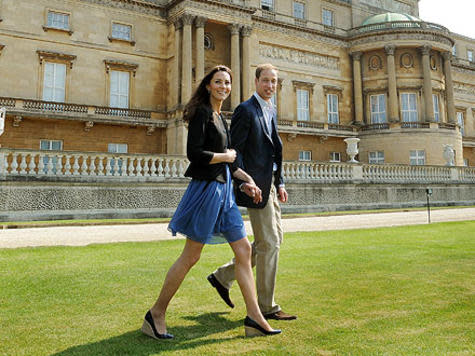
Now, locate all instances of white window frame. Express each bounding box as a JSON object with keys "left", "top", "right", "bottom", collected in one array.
[
  {"left": 369, "top": 151, "right": 384, "bottom": 164},
  {"left": 370, "top": 94, "right": 387, "bottom": 124},
  {"left": 401, "top": 93, "right": 418, "bottom": 122},
  {"left": 432, "top": 94, "right": 440, "bottom": 122},
  {"left": 330, "top": 152, "right": 341, "bottom": 162},
  {"left": 110, "top": 70, "right": 130, "bottom": 109},
  {"left": 452, "top": 45, "right": 457, "bottom": 57},
  {"left": 457, "top": 111, "right": 465, "bottom": 136},
  {"left": 47, "top": 11, "right": 70, "bottom": 31},
  {"left": 468, "top": 50, "right": 474, "bottom": 62},
  {"left": 297, "top": 89, "right": 309, "bottom": 121},
  {"left": 463, "top": 158, "right": 469, "bottom": 167},
  {"left": 322, "top": 9, "right": 334, "bottom": 27},
  {"left": 43, "top": 62, "right": 66, "bottom": 102},
  {"left": 299, "top": 151, "right": 311, "bottom": 161},
  {"left": 410, "top": 150, "right": 425, "bottom": 165},
  {"left": 261, "top": 0, "right": 274, "bottom": 11},
  {"left": 111, "top": 22, "right": 132, "bottom": 42},
  {"left": 293, "top": 1, "right": 305, "bottom": 19},
  {"left": 327, "top": 93, "right": 339, "bottom": 124}
]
